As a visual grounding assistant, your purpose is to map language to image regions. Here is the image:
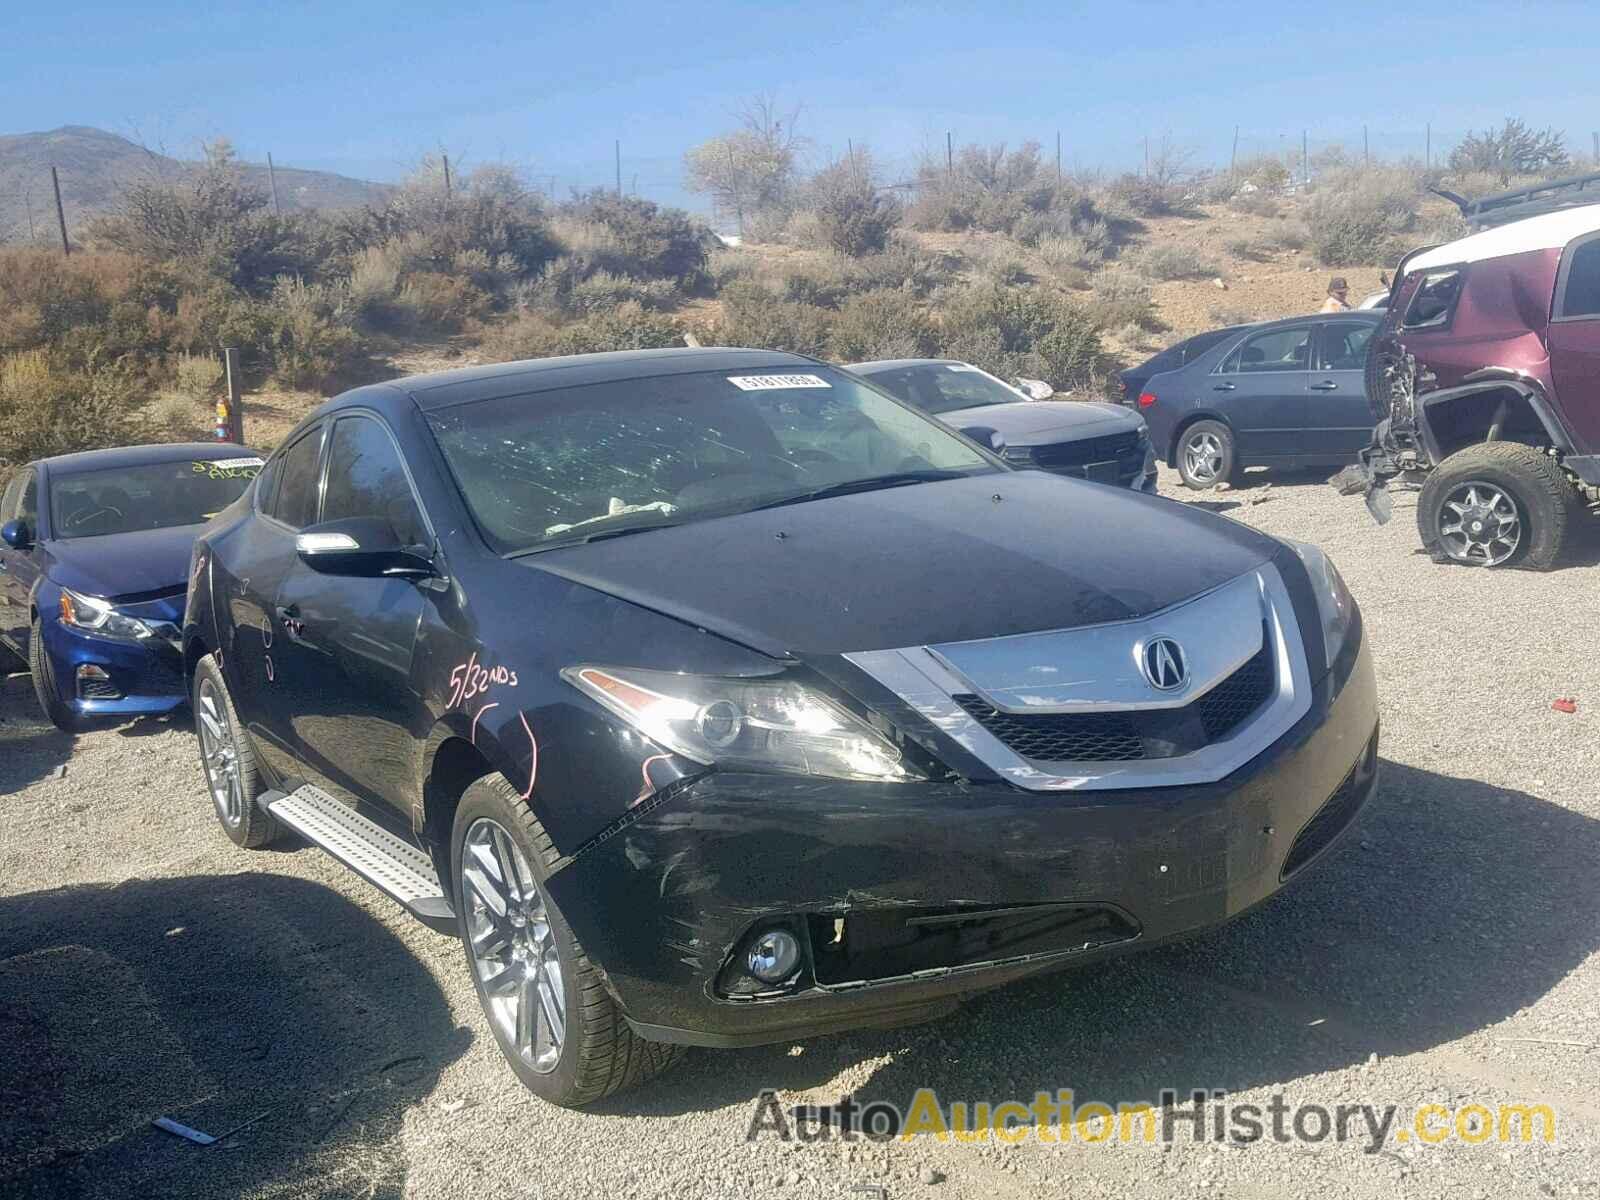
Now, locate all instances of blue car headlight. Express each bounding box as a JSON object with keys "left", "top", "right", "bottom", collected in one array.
[
  {"left": 1284, "top": 541, "right": 1354, "bottom": 670},
  {"left": 58, "top": 587, "right": 159, "bottom": 641}
]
